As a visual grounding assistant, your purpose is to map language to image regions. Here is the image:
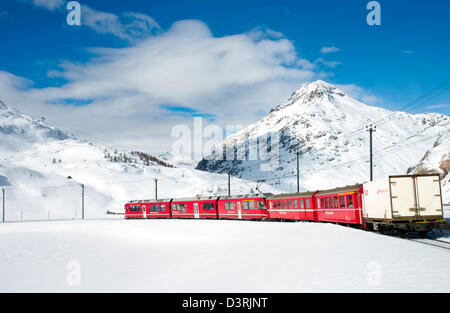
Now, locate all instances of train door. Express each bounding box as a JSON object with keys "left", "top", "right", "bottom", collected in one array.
[
  {"left": 390, "top": 176, "right": 418, "bottom": 219},
  {"left": 237, "top": 201, "right": 242, "bottom": 219},
  {"left": 193, "top": 203, "right": 200, "bottom": 219},
  {"left": 142, "top": 205, "right": 147, "bottom": 219},
  {"left": 414, "top": 175, "right": 443, "bottom": 218}
]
